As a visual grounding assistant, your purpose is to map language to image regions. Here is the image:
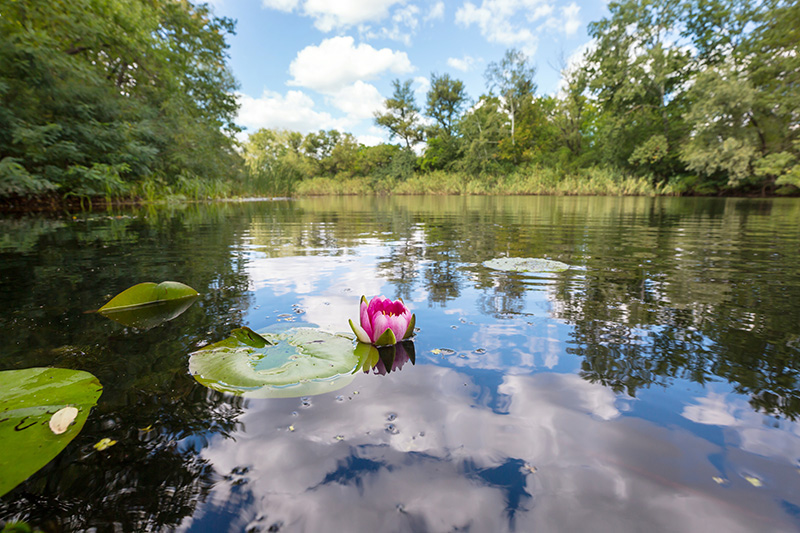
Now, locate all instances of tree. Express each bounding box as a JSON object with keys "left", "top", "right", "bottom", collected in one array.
[
  {"left": 455, "top": 96, "right": 507, "bottom": 176},
  {"left": 679, "top": 0, "right": 800, "bottom": 193},
  {"left": 374, "top": 79, "right": 424, "bottom": 150},
  {"left": 425, "top": 73, "right": 468, "bottom": 137},
  {"left": 0, "top": 0, "right": 242, "bottom": 199},
  {"left": 484, "top": 49, "right": 537, "bottom": 148},
  {"left": 585, "top": 0, "right": 691, "bottom": 180}
]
